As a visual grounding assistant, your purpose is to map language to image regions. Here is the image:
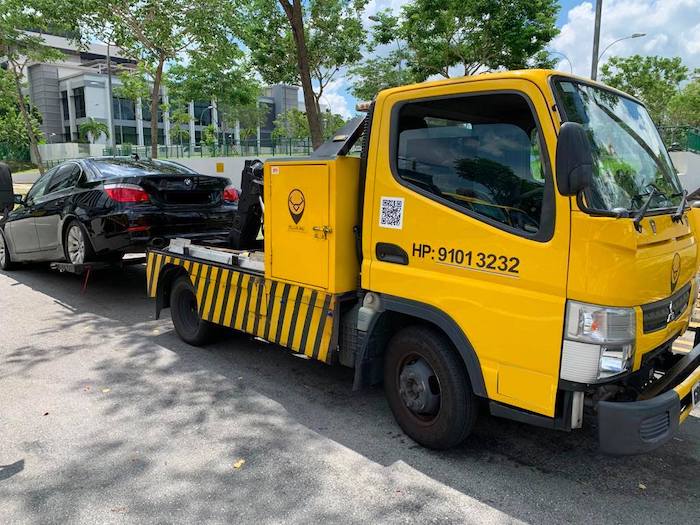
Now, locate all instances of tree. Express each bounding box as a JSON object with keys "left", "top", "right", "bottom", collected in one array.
[
  {"left": 348, "top": 9, "right": 416, "bottom": 100},
  {"left": 79, "top": 117, "right": 110, "bottom": 144},
  {"left": 0, "top": 0, "right": 79, "bottom": 172},
  {"left": 0, "top": 68, "right": 44, "bottom": 161},
  {"left": 272, "top": 108, "right": 310, "bottom": 140},
  {"left": 82, "top": 0, "right": 241, "bottom": 158},
  {"left": 402, "top": 0, "right": 559, "bottom": 79},
  {"left": 228, "top": 102, "right": 270, "bottom": 146},
  {"left": 349, "top": 0, "right": 559, "bottom": 100},
  {"left": 600, "top": 55, "right": 689, "bottom": 124},
  {"left": 169, "top": 107, "right": 191, "bottom": 148},
  {"left": 668, "top": 76, "right": 700, "bottom": 127},
  {"left": 240, "top": 0, "right": 367, "bottom": 149},
  {"left": 272, "top": 108, "right": 346, "bottom": 141}
]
